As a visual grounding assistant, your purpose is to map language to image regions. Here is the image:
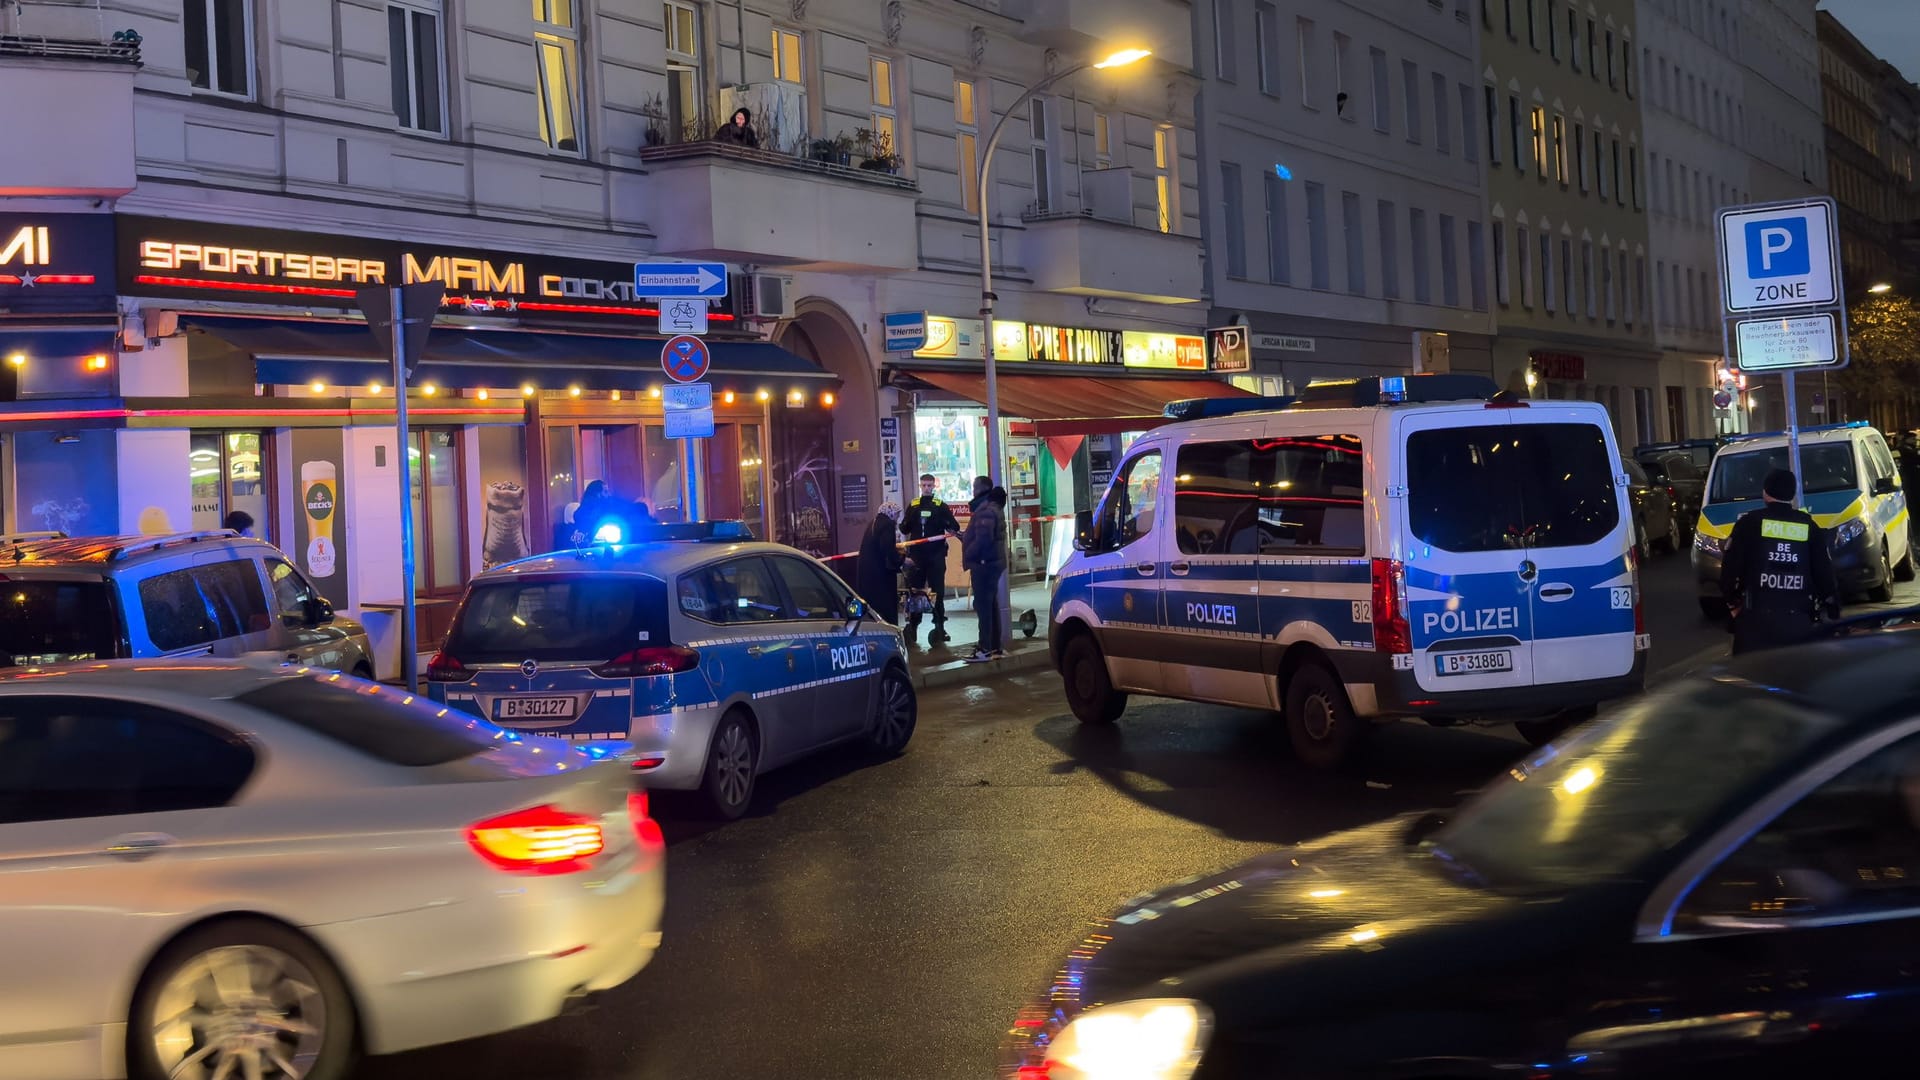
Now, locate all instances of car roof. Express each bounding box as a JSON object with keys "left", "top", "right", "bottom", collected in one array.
[
  {"left": 1715, "top": 427, "right": 1864, "bottom": 455},
  {"left": 472, "top": 540, "right": 817, "bottom": 582},
  {"left": 0, "top": 531, "right": 267, "bottom": 569},
  {"left": 0, "top": 657, "right": 333, "bottom": 697},
  {"left": 1712, "top": 632, "right": 1920, "bottom": 730},
  {"left": 1154, "top": 397, "right": 1609, "bottom": 438}
]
